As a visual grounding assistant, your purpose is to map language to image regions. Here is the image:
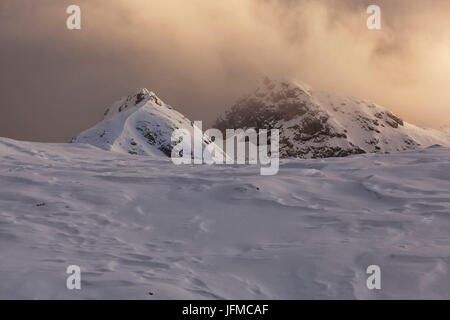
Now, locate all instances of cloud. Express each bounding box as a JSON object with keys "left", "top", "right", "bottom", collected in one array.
[{"left": 0, "top": 0, "right": 449, "bottom": 141}]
